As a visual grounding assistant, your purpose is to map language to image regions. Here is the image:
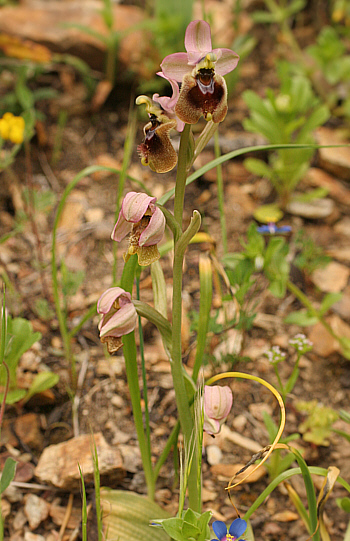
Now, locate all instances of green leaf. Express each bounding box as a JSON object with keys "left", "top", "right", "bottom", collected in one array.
[
  {"left": 156, "top": 518, "right": 185, "bottom": 541},
  {"left": 251, "top": 10, "right": 278, "bottom": 23},
  {"left": 2, "top": 388, "right": 26, "bottom": 405},
  {"left": 244, "top": 158, "right": 274, "bottom": 179},
  {"left": 319, "top": 293, "right": 343, "bottom": 316},
  {"left": 262, "top": 411, "right": 278, "bottom": 442},
  {"left": 2, "top": 317, "right": 41, "bottom": 385},
  {"left": 101, "top": 489, "right": 171, "bottom": 540},
  {"left": 15, "top": 79, "right": 34, "bottom": 110},
  {"left": 291, "top": 188, "right": 329, "bottom": 203},
  {"left": 182, "top": 521, "right": 200, "bottom": 538},
  {"left": 284, "top": 310, "right": 319, "bottom": 326},
  {"left": 0, "top": 457, "right": 17, "bottom": 494},
  {"left": 336, "top": 497, "right": 350, "bottom": 513},
  {"left": 24, "top": 371, "right": 59, "bottom": 403}
]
